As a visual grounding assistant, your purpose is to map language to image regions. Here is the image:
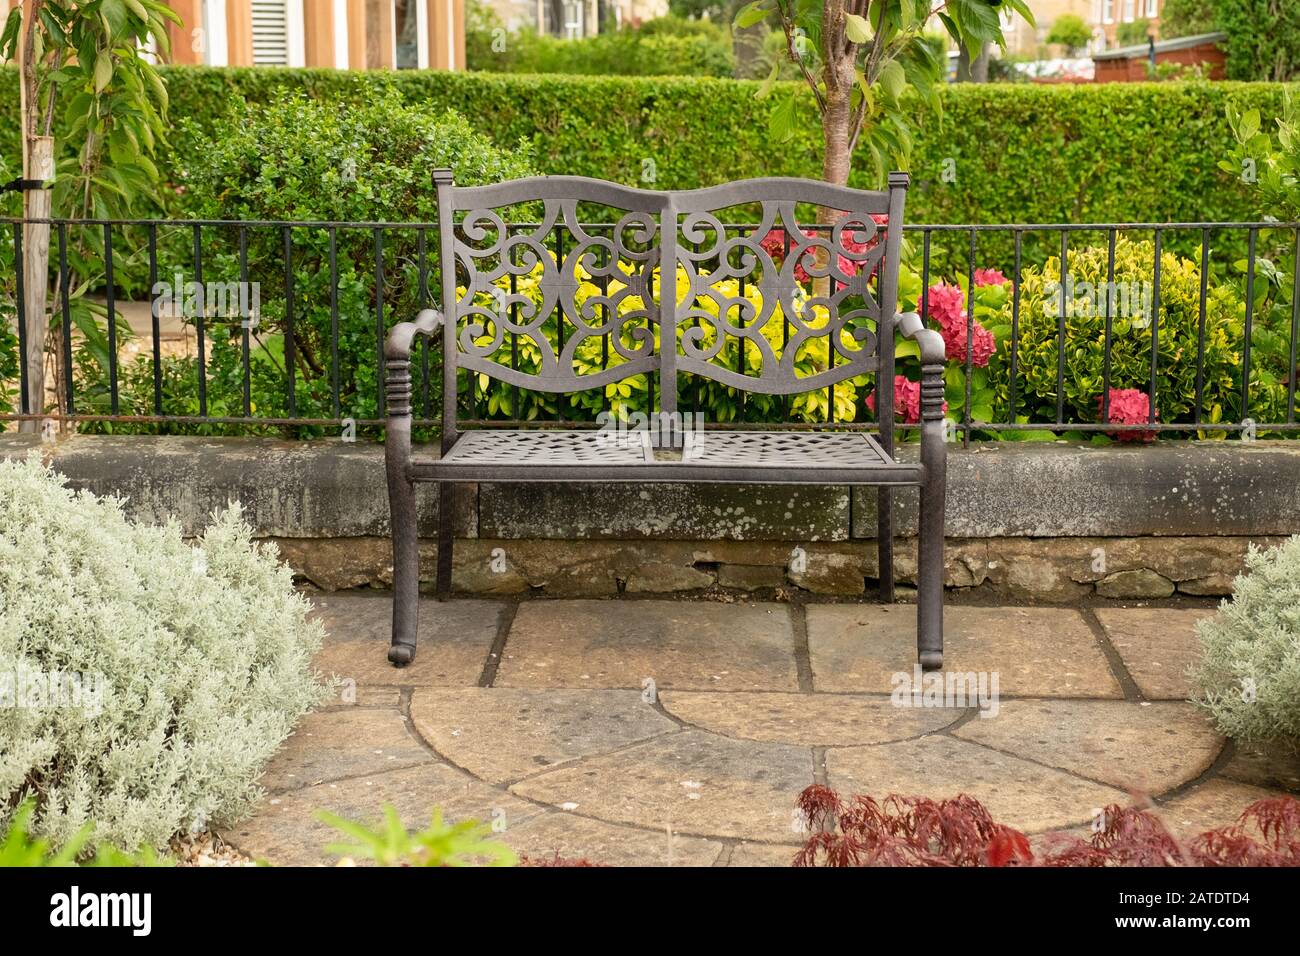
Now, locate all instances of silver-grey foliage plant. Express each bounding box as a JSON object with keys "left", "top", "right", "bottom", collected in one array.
[
  {"left": 1194, "top": 535, "right": 1300, "bottom": 748},
  {"left": 0, "top": 455, "right": 329, "bottom": 851}
]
